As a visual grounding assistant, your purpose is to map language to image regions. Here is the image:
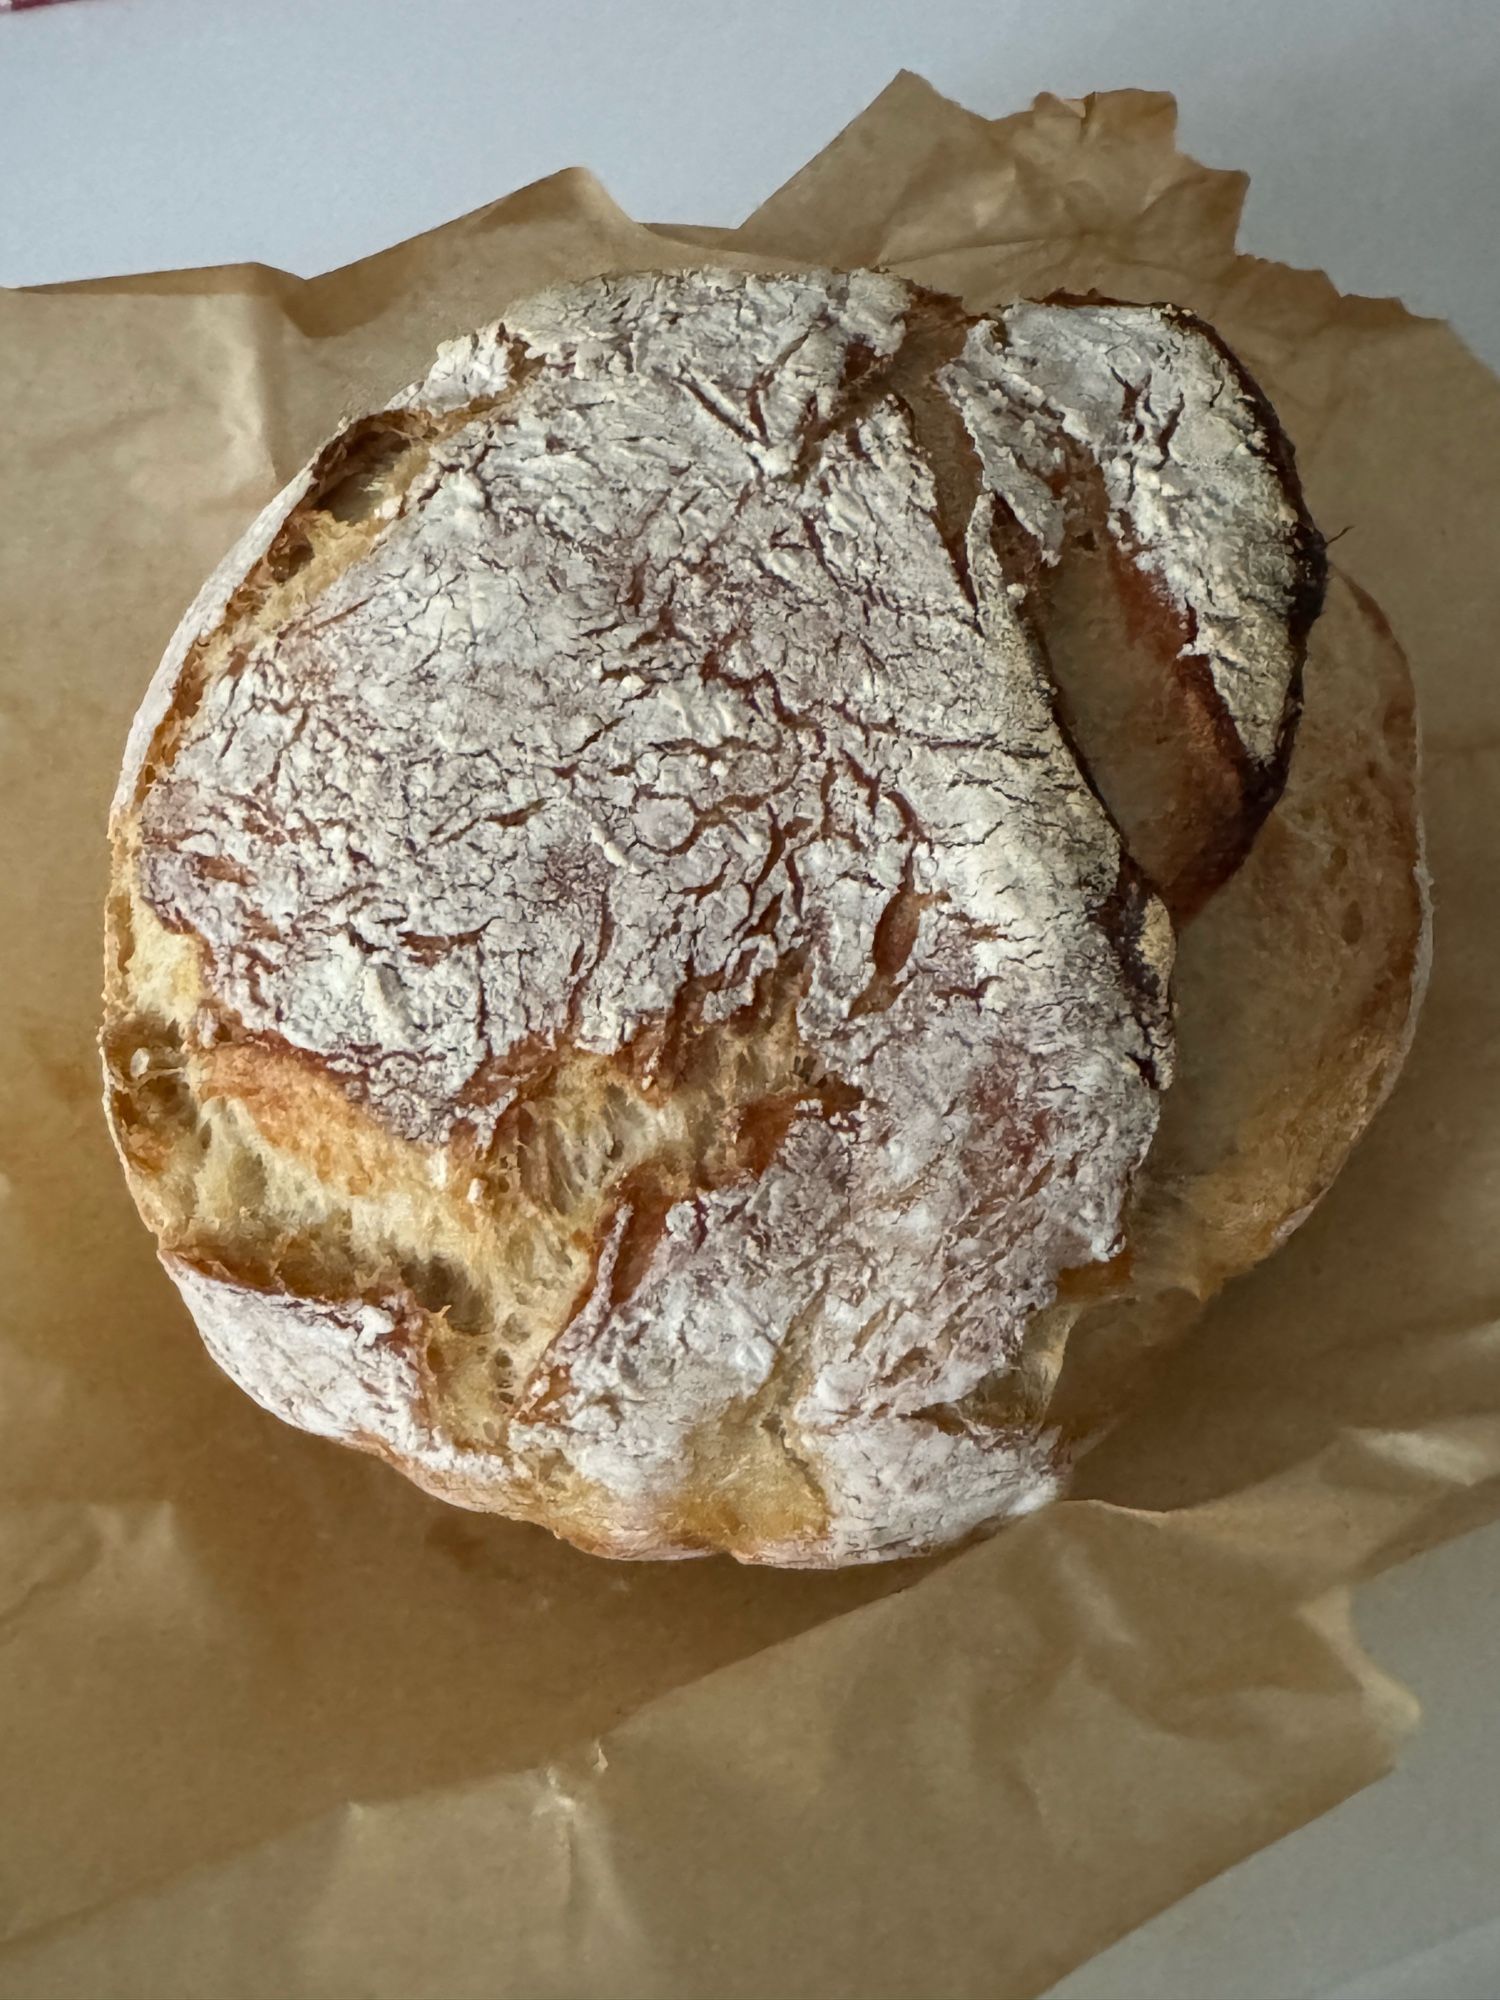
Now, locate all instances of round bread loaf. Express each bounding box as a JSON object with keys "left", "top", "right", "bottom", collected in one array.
[{"left": 105, "top": 268, "right": 1350, "bottom": 1564}]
